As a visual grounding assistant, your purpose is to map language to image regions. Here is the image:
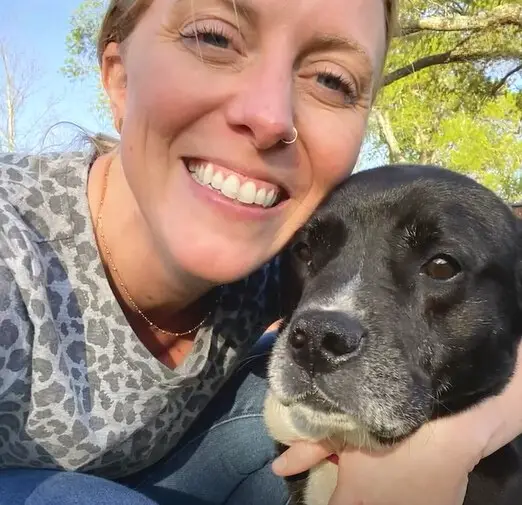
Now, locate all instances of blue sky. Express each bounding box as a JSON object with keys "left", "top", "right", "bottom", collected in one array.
[{"left": 0, "top": 0, "right": 105, "bottom": 142}]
